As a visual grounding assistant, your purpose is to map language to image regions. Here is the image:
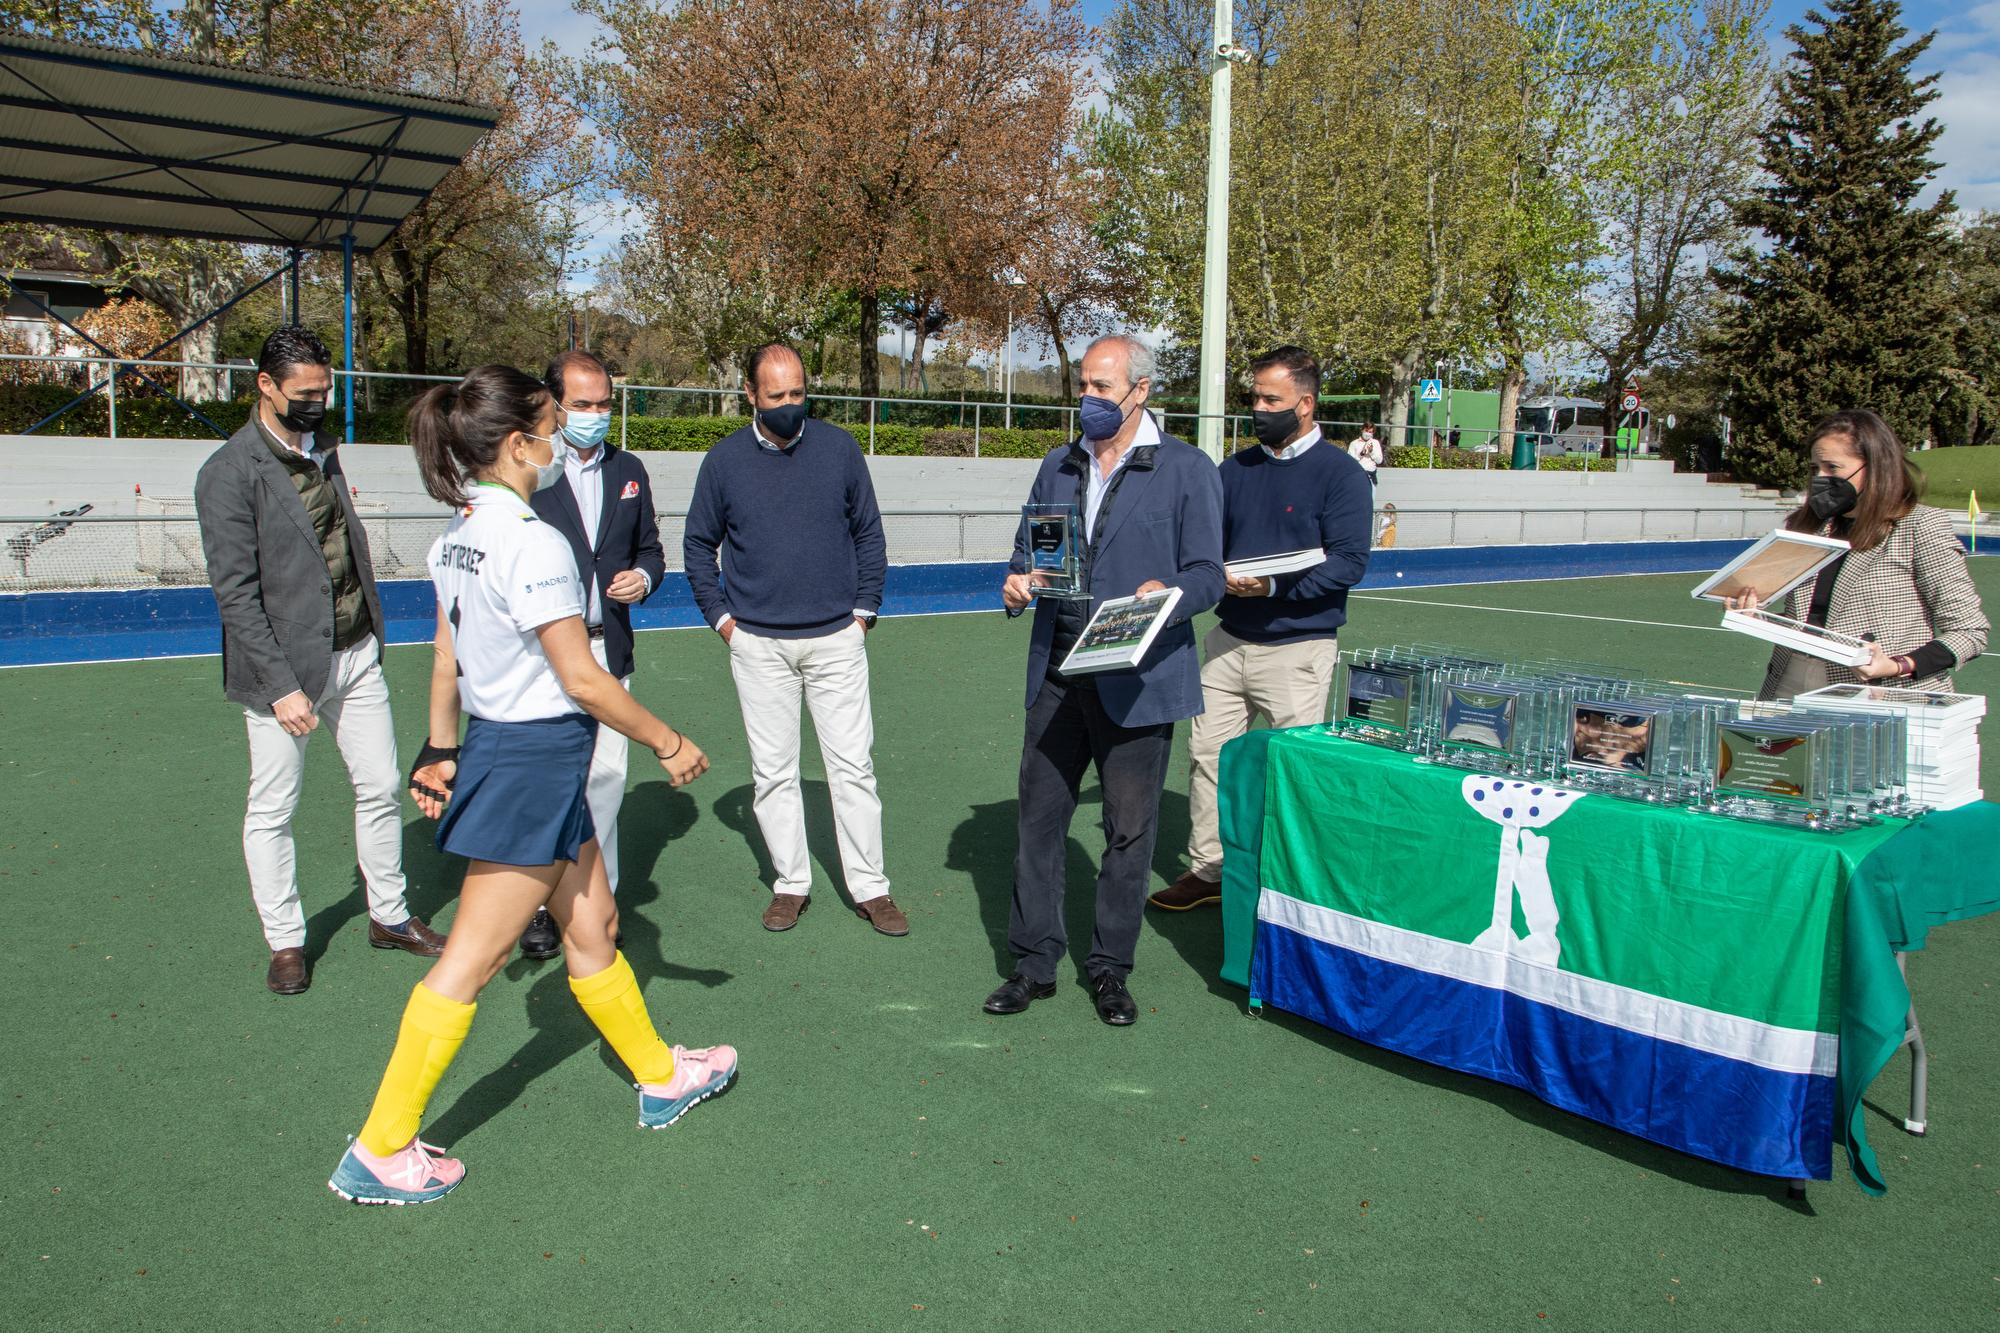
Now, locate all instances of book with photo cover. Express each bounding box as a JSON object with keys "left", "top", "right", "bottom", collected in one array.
[
  {"left": 1225, "top": 548, "right": 1323, "bottom": 580},
  {"left": 1058, "top": 586, "right": 1185, "bottom": 675}
]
